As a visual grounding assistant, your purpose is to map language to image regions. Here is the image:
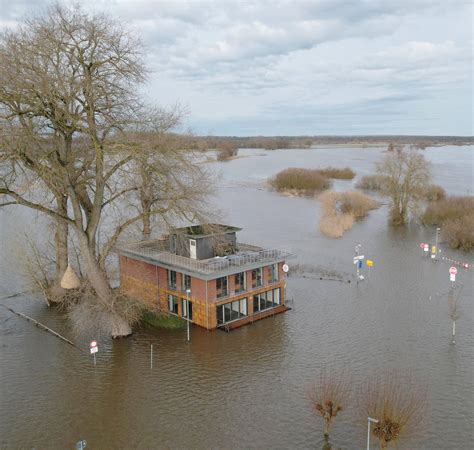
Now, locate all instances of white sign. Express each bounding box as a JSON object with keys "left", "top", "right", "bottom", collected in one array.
[
  {"left": 90, "top": 340, "right": 98, "bottom": 354},
  {"left": 353, "top": 255, "right": 365, "bottom": 263},
  {"left": 450, "top": 273, "right": 456, "bottom": 282},
  {"left": 424, "top": 244, "right": 429, "bottom": 252},
  {"left": 282, "top": 264, "right": 289, "bottom": 273},
  {"left": 449, "top": 266, "right": 457, "bottom": 275}
]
